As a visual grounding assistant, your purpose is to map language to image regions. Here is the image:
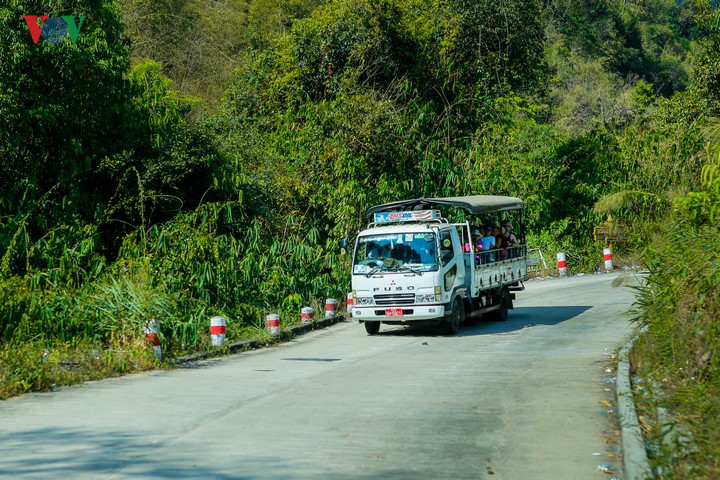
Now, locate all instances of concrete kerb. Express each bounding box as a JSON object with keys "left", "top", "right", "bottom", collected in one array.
[
  {"left": 173, "top": 315, "right": 347, "bottom": 365},
  {"left": 616, "top": 325, "right": 653, "bottom": 480}
]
